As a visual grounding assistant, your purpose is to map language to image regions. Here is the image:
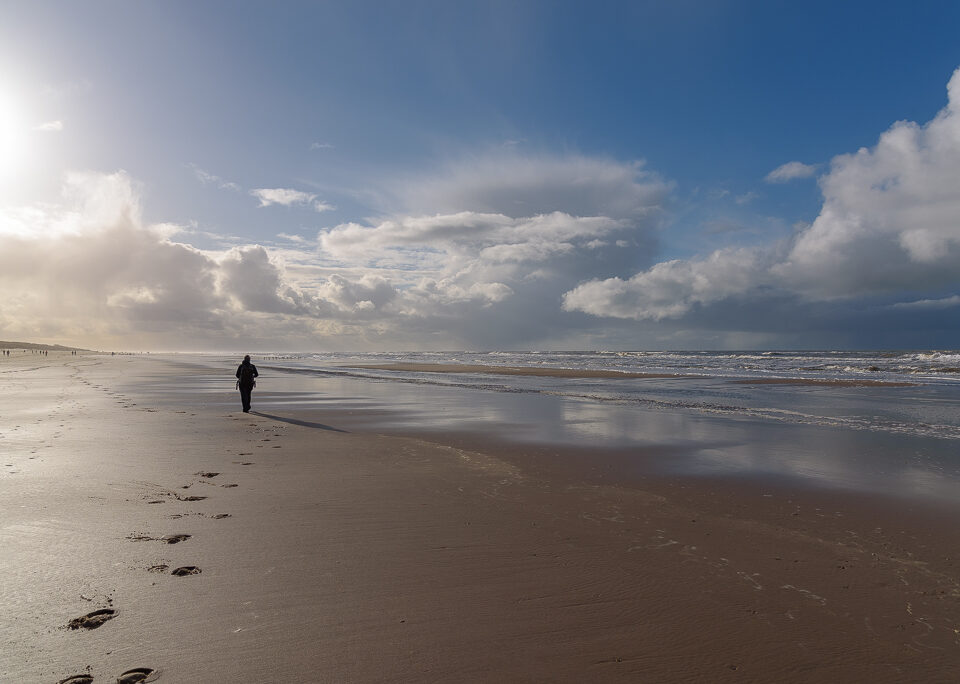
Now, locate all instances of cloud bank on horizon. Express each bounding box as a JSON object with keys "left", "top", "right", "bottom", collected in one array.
[
  {"left": 0, "top": 69, "right": 960, "bottom": 348},
  {"left": 2, "top": 67, "right": 960, "bottom": 350}
]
